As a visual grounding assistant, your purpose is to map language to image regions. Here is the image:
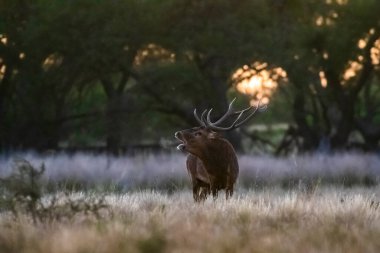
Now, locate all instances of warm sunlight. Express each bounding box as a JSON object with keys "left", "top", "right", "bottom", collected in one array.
[
  {"left": 42, "top": 53, "right": 63, "bottom": 71},
  {"left": 0, "top": 65, "right": 5, "bottom": 80},
  {"left": 325, "top": 0, "right": 348, "bottom": 5},
  {"left": 356, "top": 29, "right": 380, "bottom": 66},
  {"left": 371, "top": 39, "right": 380, "bottom": 65},
  {"left": 358, "top": 39, "right": 366, "bottom": 49},
  {"left": 319, "top": 71, "right": 328, "bottom": 87},
  {"left": 336, "top": 0, "right": 348, "bottom": 4},
  {"left": 343, "top": 61, "right": 362, "bottom": 81},
  {"left": 0, "top": 35, "right": 7, "bottom": 79},
  {"left": 341, "top": 31, "right": 380, "bottom": 84},
  {"left": 315, "top": 12, "right": 339, "bottom": 27},
  {"left": 233, "top": 62, "right": 287, "bottom": 104},
  {"left": 0, "top": 34, "right": 7, "bottom": 45},
  {"left": 134, "top": 44, "right": 175, "bottom": 66}
]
